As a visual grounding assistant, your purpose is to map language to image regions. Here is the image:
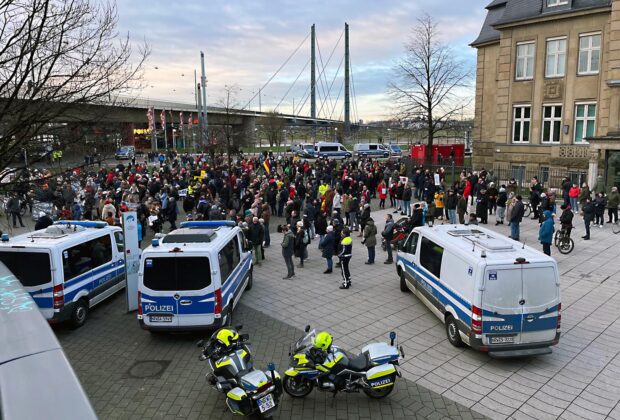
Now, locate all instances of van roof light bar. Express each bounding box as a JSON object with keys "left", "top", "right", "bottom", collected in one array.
[
  {"left": 180, "top": 221, "right": 236, "bottom": 229},
  {"left": 53, "top": 220, "right": 107, "bottom": 229}
]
